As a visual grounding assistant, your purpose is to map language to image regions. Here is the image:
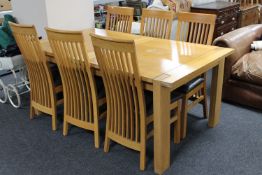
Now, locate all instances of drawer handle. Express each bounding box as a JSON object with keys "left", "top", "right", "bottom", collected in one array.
[
  {"left": 221, "top": 20, "right": 225, "bottom": 24},
  {"left": 232, "top": 17, "right": 235, "bottom": 21},
  {"left": 221, "top": 32, "right": 224, "bottom": 36}
]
